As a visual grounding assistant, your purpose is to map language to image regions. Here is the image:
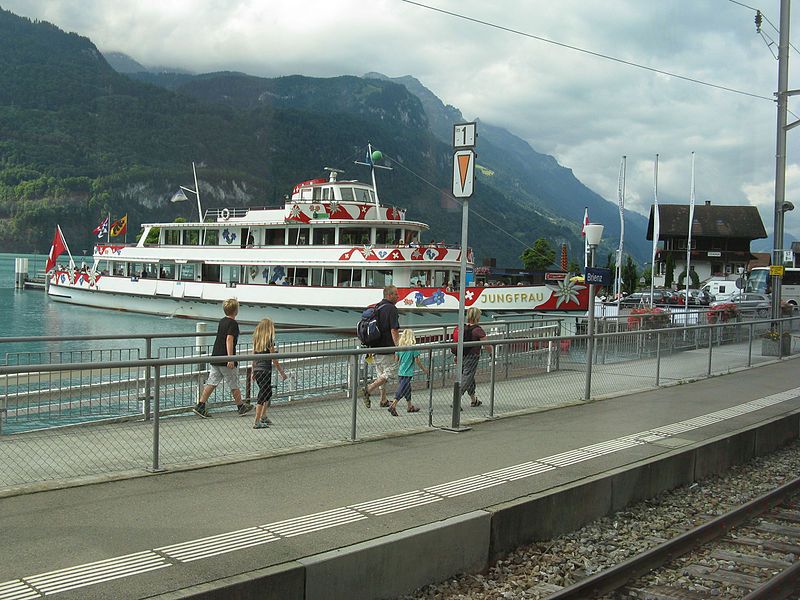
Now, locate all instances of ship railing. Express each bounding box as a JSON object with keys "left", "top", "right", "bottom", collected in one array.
[
  {"left": 204, "top": 207, "right": 250, "bottom": 221},
  {"left": 1, "top": 316, "right": 798, "bottom": 492}
]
